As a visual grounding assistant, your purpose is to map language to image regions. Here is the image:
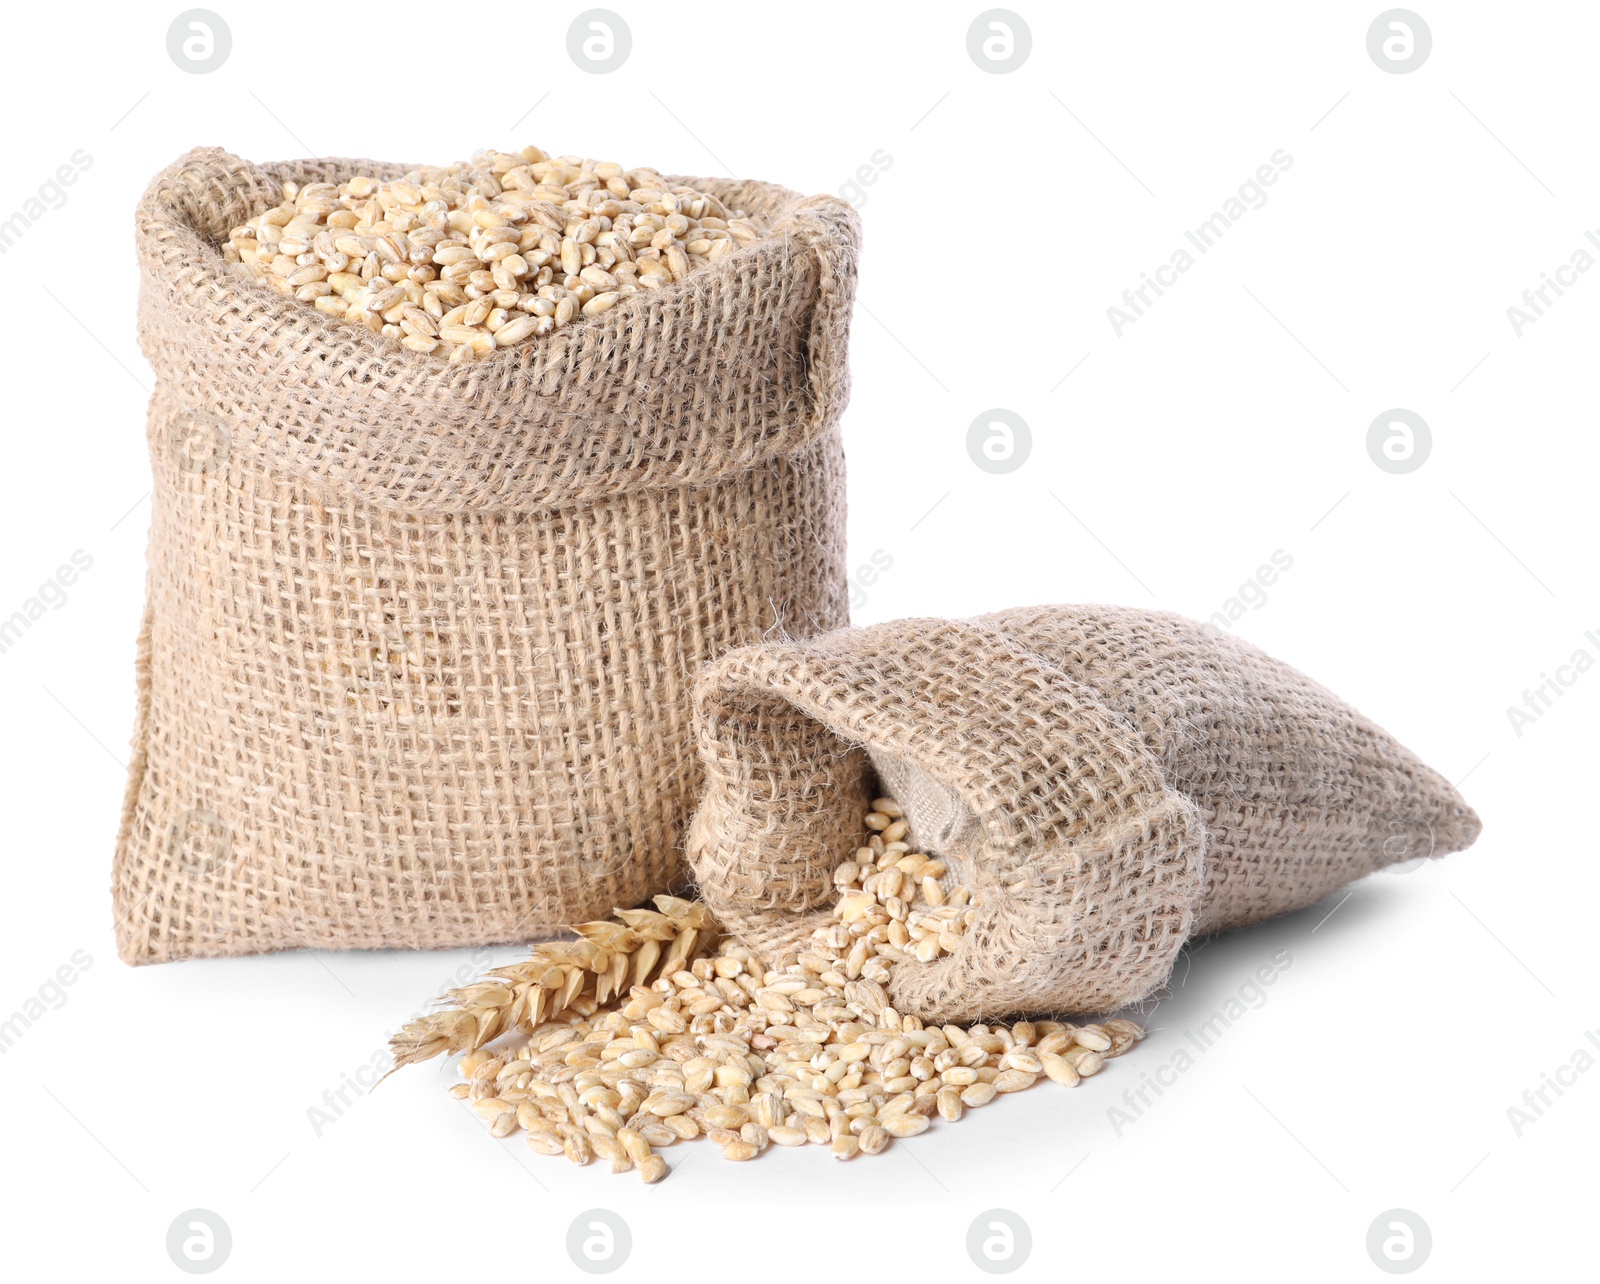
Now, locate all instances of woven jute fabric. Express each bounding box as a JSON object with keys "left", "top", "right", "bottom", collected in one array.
[
  {"left": 688, "top": 605, "right": 1481, "bottom": 1022},
  {"left": 114, "top": 147, "right": 858, "bottom": 964}
]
